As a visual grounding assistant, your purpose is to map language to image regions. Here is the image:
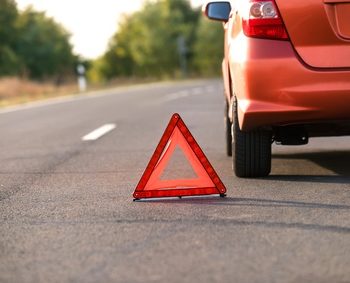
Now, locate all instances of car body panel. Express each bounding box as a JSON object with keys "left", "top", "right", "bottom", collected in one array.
[
  {"left": 223, "top": 20, "right": 232, "bottom": 102},
  {"left": 228, "top": 36, "right": 350, "bottom": 130},
  {"left": 275, "top": 0, "right": 350, "bottom": 68}
]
